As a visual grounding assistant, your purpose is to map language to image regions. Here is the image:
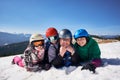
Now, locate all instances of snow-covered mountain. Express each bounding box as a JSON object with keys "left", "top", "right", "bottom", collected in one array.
[
  {"left": 99, "top": 35, "right": 120, "bottom": 39},
  {"left": 0, "top": 42, "right": 120, "bottom": 80},
  {"left": 0, "top": 32, "right": 31, "bottom": 46}
]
